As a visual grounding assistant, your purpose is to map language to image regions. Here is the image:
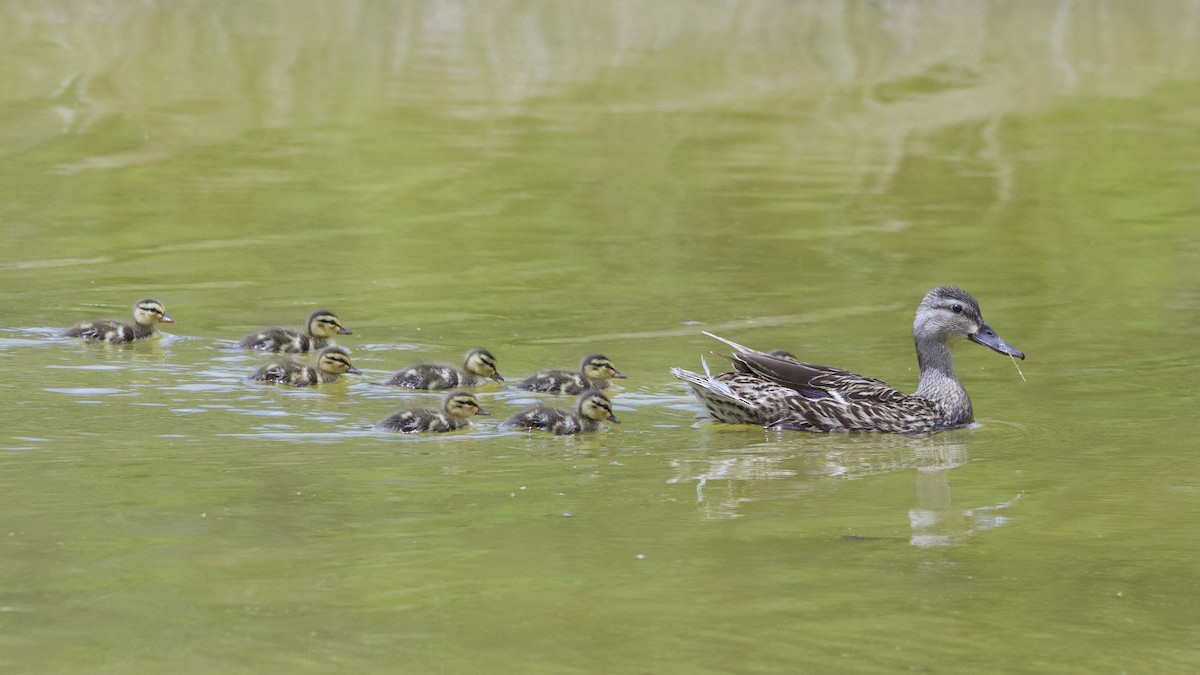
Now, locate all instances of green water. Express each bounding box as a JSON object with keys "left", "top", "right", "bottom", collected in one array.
[{"left": 3, "top": 2, "right": 1199, "bottom": 672}]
